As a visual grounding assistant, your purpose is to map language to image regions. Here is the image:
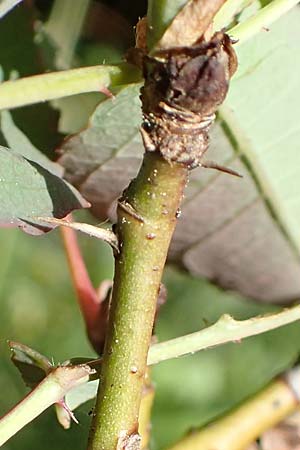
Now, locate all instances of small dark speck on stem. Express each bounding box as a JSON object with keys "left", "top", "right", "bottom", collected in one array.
[
  {"left": 146, "top": 233, "right": 156, "bottom": 240},
  {"left": 272, "top": 399, "right": 282, "bottom": 409}
]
